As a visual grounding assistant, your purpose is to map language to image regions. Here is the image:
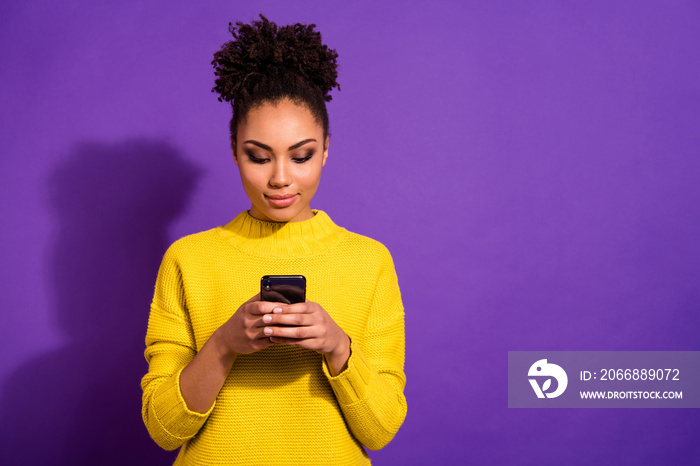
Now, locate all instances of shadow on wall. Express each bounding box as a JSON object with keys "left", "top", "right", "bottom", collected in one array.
[{"left": 0, "top": 139, "right": 201, "bottom": 465}]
